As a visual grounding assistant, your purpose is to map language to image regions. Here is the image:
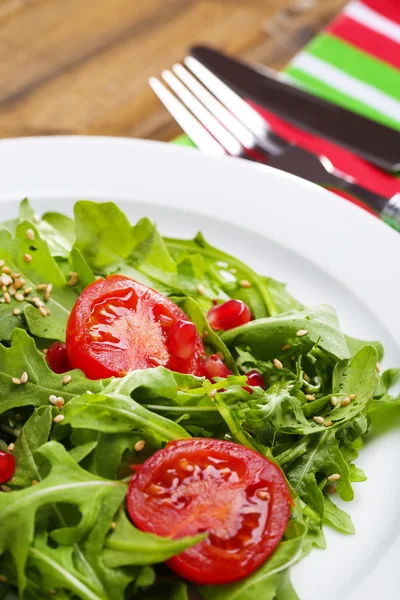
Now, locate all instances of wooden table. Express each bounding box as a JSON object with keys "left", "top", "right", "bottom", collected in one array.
[{"left": 0, "top": 0, "right": 347, "bottom": 142}]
